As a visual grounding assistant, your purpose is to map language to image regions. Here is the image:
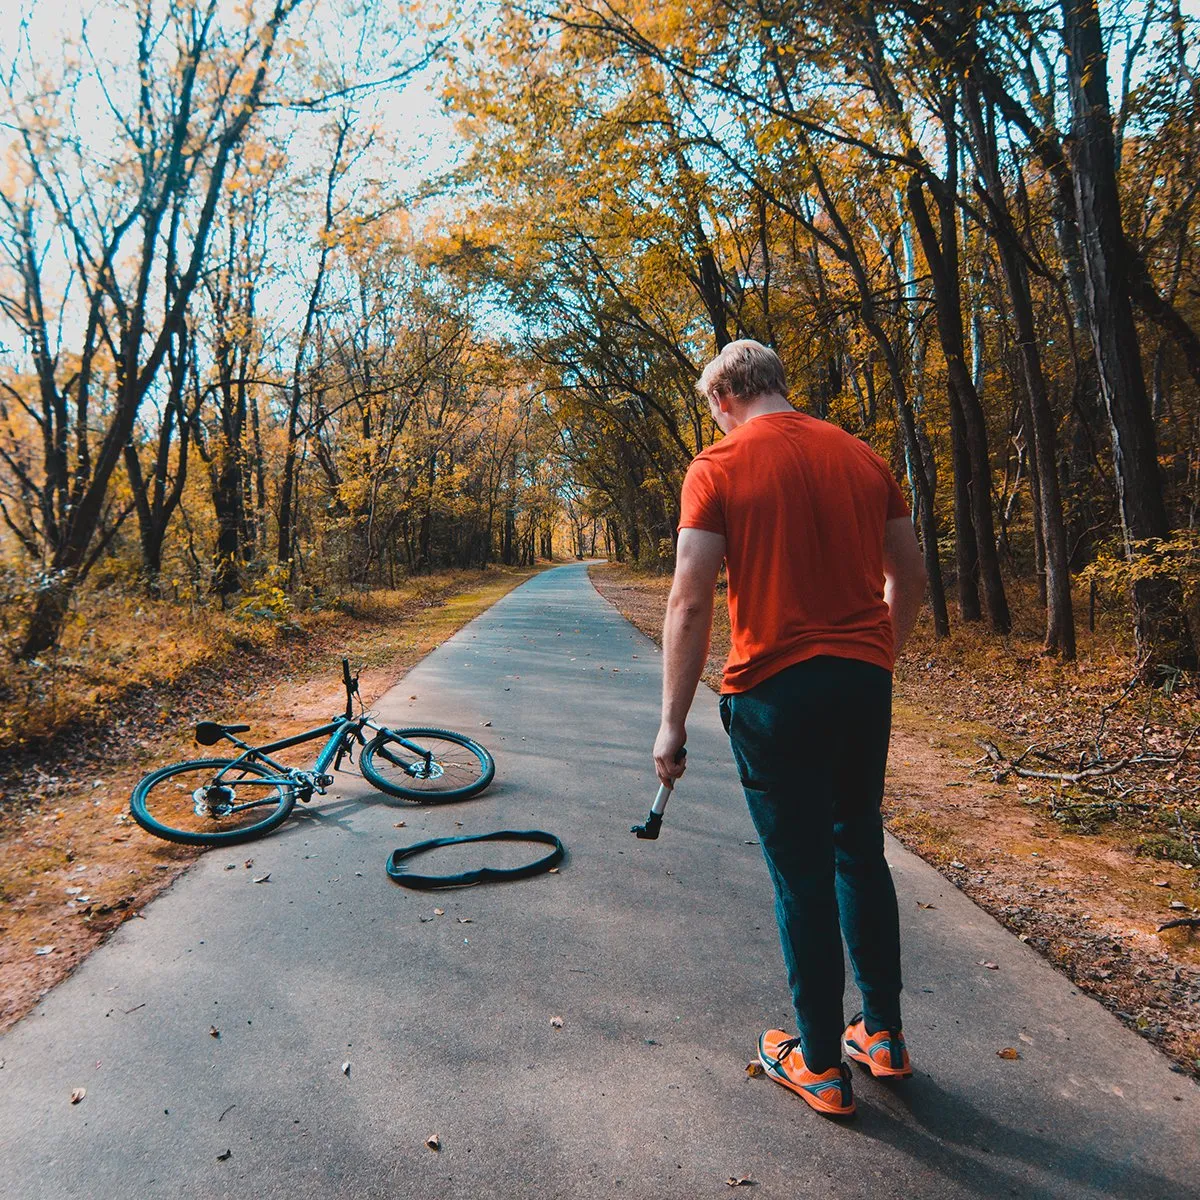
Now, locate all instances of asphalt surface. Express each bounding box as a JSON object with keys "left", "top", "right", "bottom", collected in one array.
[{"left": 2, "top": 562, "right": 1197, "bottom": 1199}]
